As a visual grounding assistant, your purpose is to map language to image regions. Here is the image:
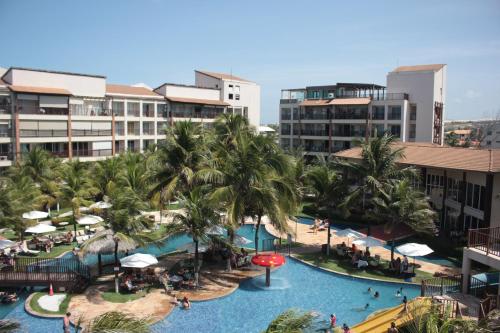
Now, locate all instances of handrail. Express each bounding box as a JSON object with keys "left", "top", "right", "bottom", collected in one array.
[{"left": 421, "top": 274, "right": 462, "bottom": 297}]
